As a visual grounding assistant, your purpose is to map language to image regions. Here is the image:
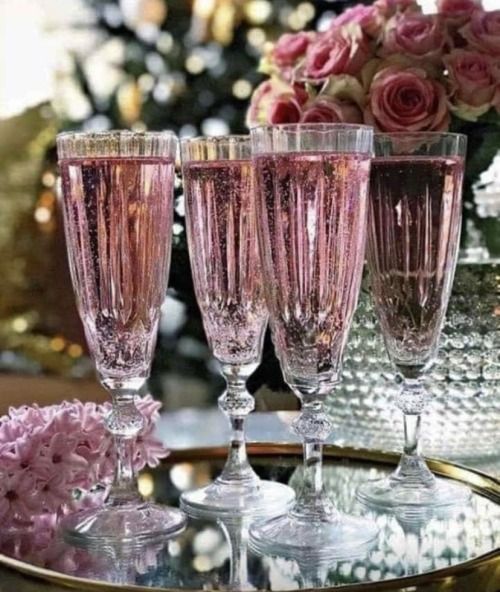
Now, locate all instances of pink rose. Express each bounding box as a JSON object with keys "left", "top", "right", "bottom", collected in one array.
[
  {"left": 273, "top": 32, "right": 312, "bottom": 67},
  {"left": 246, "top": 80, "right": 309, "bottom": 126},
  {"left": 364, "top": 65, "right": 450, "bottom": 131},
  {"left": 300, "top": 98, "right": 363, "bottom": 124},
  {"left": 269, "top": 96, "right": 302, "bottom": 124},
  {"left": 445, "top": 49, "right": 497, "bottom": 106},
  {"left": 374, "top": 0, "right": 421, "bottom": 19},
  {"left": 304, "top": 29, "right": 371, "bottom": 80},
  {"left": 460, "top": 10, "right": 500, "bottom": 56},
  {"left": 330, "top": 4, "right": 385, "bottom": 38},
  {"left": 444, "top": 49, "right": 498, "bottom": 118},
  {"left": 381, "top": 14, "right": 447, "bottom": 61},
  {"left": 437, "top": 0, "right": 481, "bottom": 27}
]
